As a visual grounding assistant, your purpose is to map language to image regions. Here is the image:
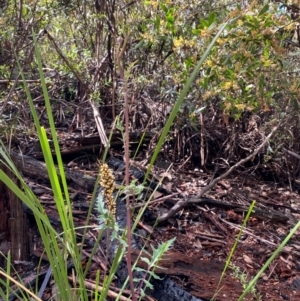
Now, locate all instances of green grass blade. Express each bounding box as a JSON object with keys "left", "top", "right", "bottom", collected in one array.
[
  {"left": 32, "top": 31, "right": 88, "bottom": 300},
  {"left": 218, "top": 201, "right": 256, "bottom": 288},
  {"left": 99, "top": 243, "right": 125, "bottom": 301},
  {"left": 12, "top": 34, "right": 75, "bottom": 300}
]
